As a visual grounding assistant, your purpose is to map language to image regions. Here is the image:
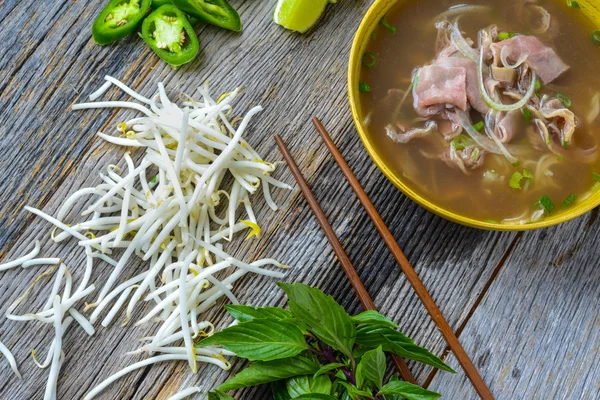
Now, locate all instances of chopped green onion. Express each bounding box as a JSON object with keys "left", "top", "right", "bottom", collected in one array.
[
  {"left": 556, "top": 92, "right": 572, "bottom": 107},
  {"left": 593, "top": 30, "right": 600, "bottom": 45},
  {"left": 472, "top": 147, "right": 480, "bottom": 160},
  {"left": 485, "top": 219, "right": 498, "bottom": 224},
  {"left": 536, "top": 194, "right": 555, "bottom": 214},
  {"left": 534, "top": 79, "right": 541, "bottom": 94},
  {"left": 509, "top": 171, "right": 524, "bottom": 189},
  {"left": 411, "top": 75, "right": 420, "bottom": 90},
  {"left": 593, "top": 172, "right": 600, "bottom": 182},
  {"left": 150, "top": 176, "right": 157, "bottom": 183},
  {"left": 567, "top": 0, "right": 581, "bottom": 8},
  {"left": 563, "top": 141, "right": 569, "bottom": 149},
  {"left": 561, "top": 193, "right": 576, "bottom": 207},
  {"left": 522, "top": 168, "right": 533, "bottom": 179},
  {"left": 451, "top": 134, "right": 473, "bottom": 150},
  {"left": 523, "top": 108, "right": 532, "bottom": 123},
  {"left": 361, "top": 52, "right": 377, "bottom": 68},
  {"left": 498, "top": 32, "right": 516, "bottom": 40},
  {"left": 557, "top": 156, "right": 565, "bottom": 161},
  {"left": 359, "top": 82, "right": 371, "bottom": 93},
  {"left": 472, "top": 121, "right": 484, "bottom": 131},
  {"left": 379, "top": 17, "right": 397, "bottom": 35},
  {"left": 512, "top": 161, "right": 520, "bottom": 167}
]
